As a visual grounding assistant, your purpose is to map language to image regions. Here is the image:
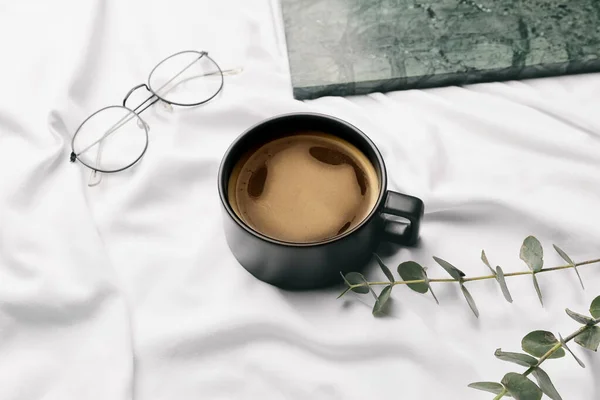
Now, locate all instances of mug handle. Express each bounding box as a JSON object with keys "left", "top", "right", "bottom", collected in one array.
[{"left": 381, "top": 191, "right": 424, "bottom": 245}]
